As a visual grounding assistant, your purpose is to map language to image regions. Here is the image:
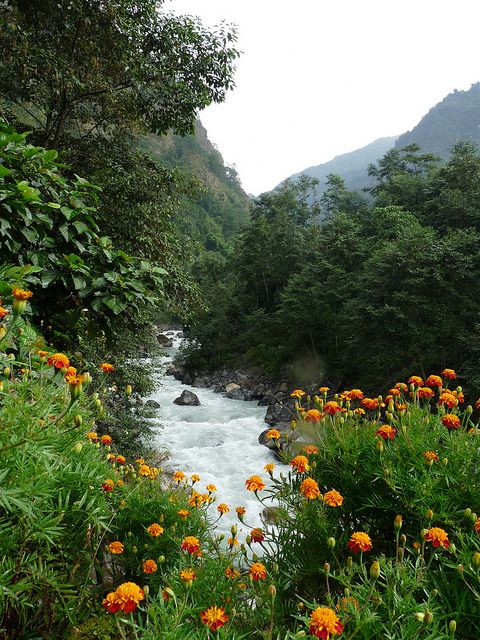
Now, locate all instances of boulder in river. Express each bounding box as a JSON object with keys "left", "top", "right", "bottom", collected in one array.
[
  {"left": 157, "top": 334, "right": 173, "bottom": 347},
  {"left": 226, "top": 387, "right": 245, "bottom": 400},
  {"left": 264, "top": 401, "right": 296, "bottom": 425},
  {"left": 174, "top": 390, "right": 201, "bottom": 406},
  {"left": 225, "top": 382, "right": 241, "bottom": 394},
  {"left": 145, "top": 399, "right": 161, "bottom": 409}
]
